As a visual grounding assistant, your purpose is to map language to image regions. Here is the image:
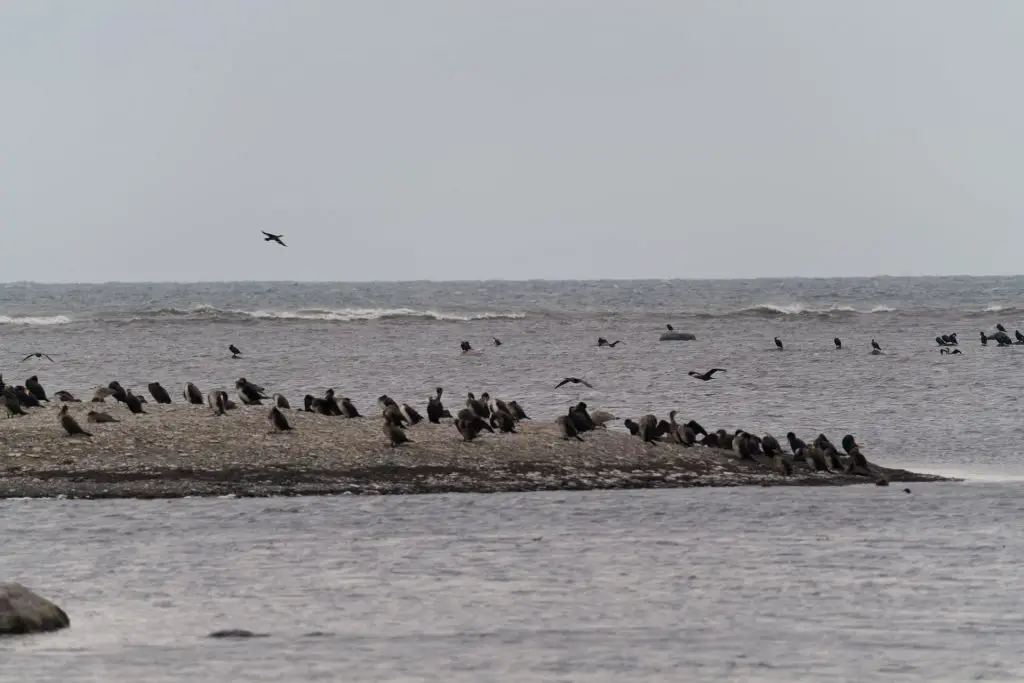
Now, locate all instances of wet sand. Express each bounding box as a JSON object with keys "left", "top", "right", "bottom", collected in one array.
[{"left": 0, "top": 403, "right": 949, "bottom": 499}]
